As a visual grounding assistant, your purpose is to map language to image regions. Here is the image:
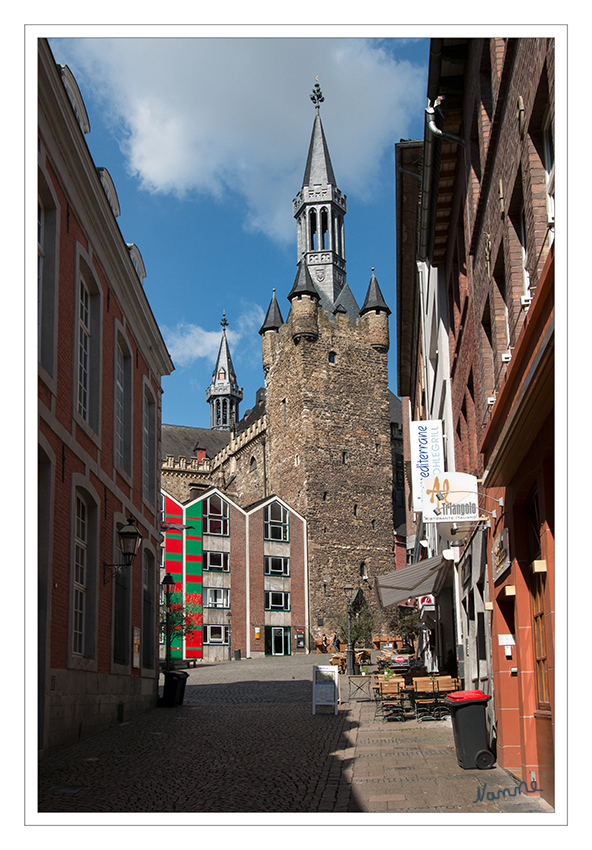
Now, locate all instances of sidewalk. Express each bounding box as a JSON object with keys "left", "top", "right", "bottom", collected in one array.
[{"left": 36, "top": 654, "right": 553, "bottom": 818}]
